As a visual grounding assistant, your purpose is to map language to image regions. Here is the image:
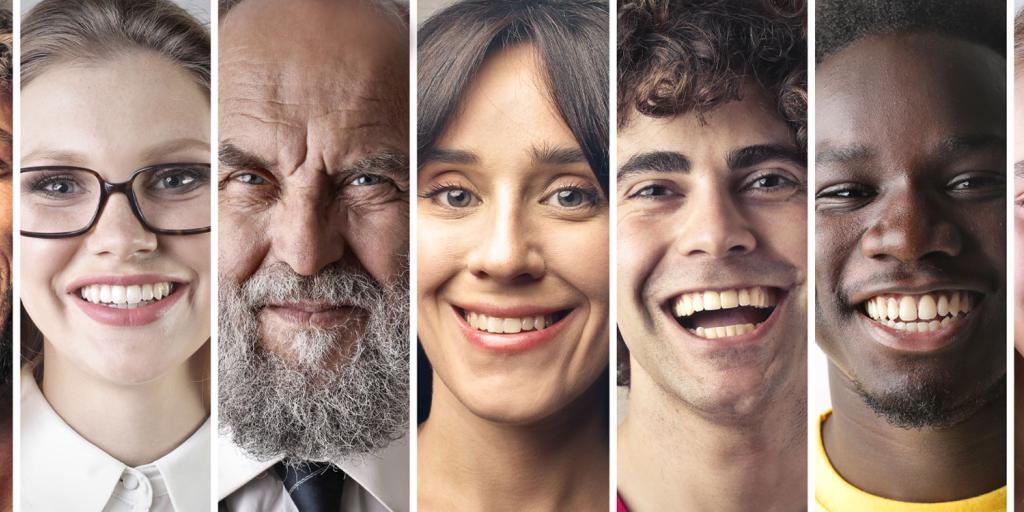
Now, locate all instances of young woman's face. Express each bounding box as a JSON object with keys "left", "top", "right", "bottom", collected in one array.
[
  {"left": 21, "top": 52, "right": 210, "bottom": 385},
  {"left": 418, "top": 45, "right": 609, "bottom": 424}
]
